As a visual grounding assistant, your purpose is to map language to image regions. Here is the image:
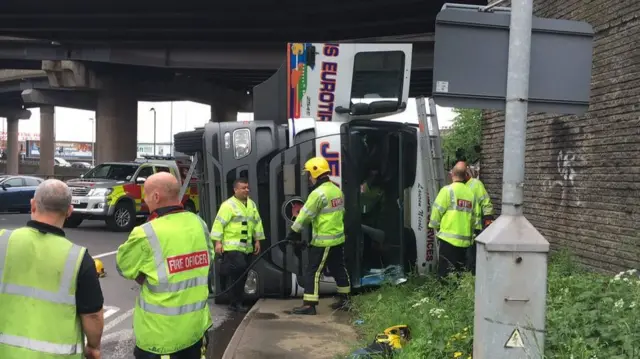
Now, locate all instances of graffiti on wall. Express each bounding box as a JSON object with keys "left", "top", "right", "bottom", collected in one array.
[
  {"left": 543, "top": 149, "right": 583, "bottom": 207},
  {"left": 542, "top": 118, "right": 584, "bottom": 209}
]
